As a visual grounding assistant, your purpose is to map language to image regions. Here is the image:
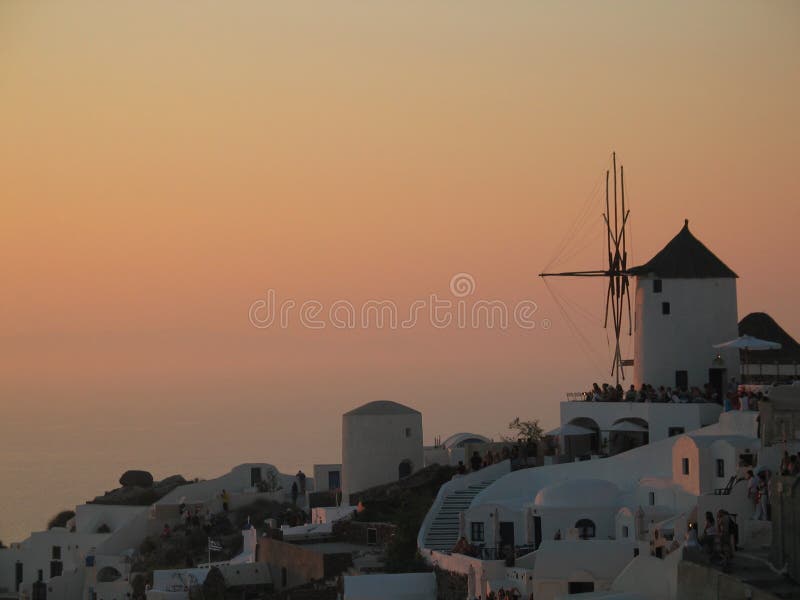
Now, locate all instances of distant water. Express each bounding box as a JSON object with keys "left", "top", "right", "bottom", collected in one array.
[
  {"left": 0, "top": 400, "right": 343, "bottom": 544},
  {"left": 0, "top": 366, "right": 564, "bottom": 544}
]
